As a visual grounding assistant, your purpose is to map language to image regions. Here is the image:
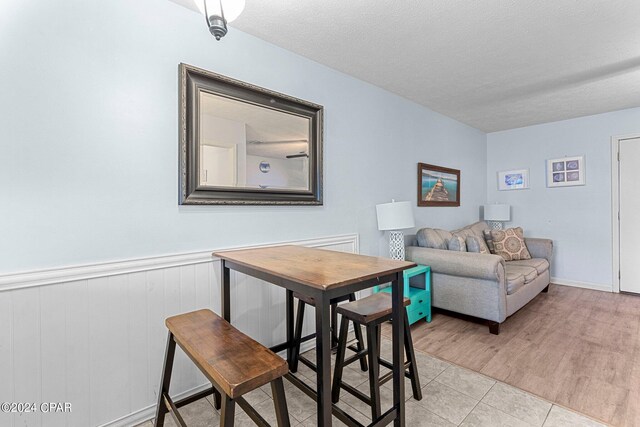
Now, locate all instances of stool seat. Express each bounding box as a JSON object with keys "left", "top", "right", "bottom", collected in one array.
[
  {"left": 336, "top": 293, "right": 410, "bottom": 324},
  {"left": 166, "top": 309, "right": 288, "bottom": 399}
]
